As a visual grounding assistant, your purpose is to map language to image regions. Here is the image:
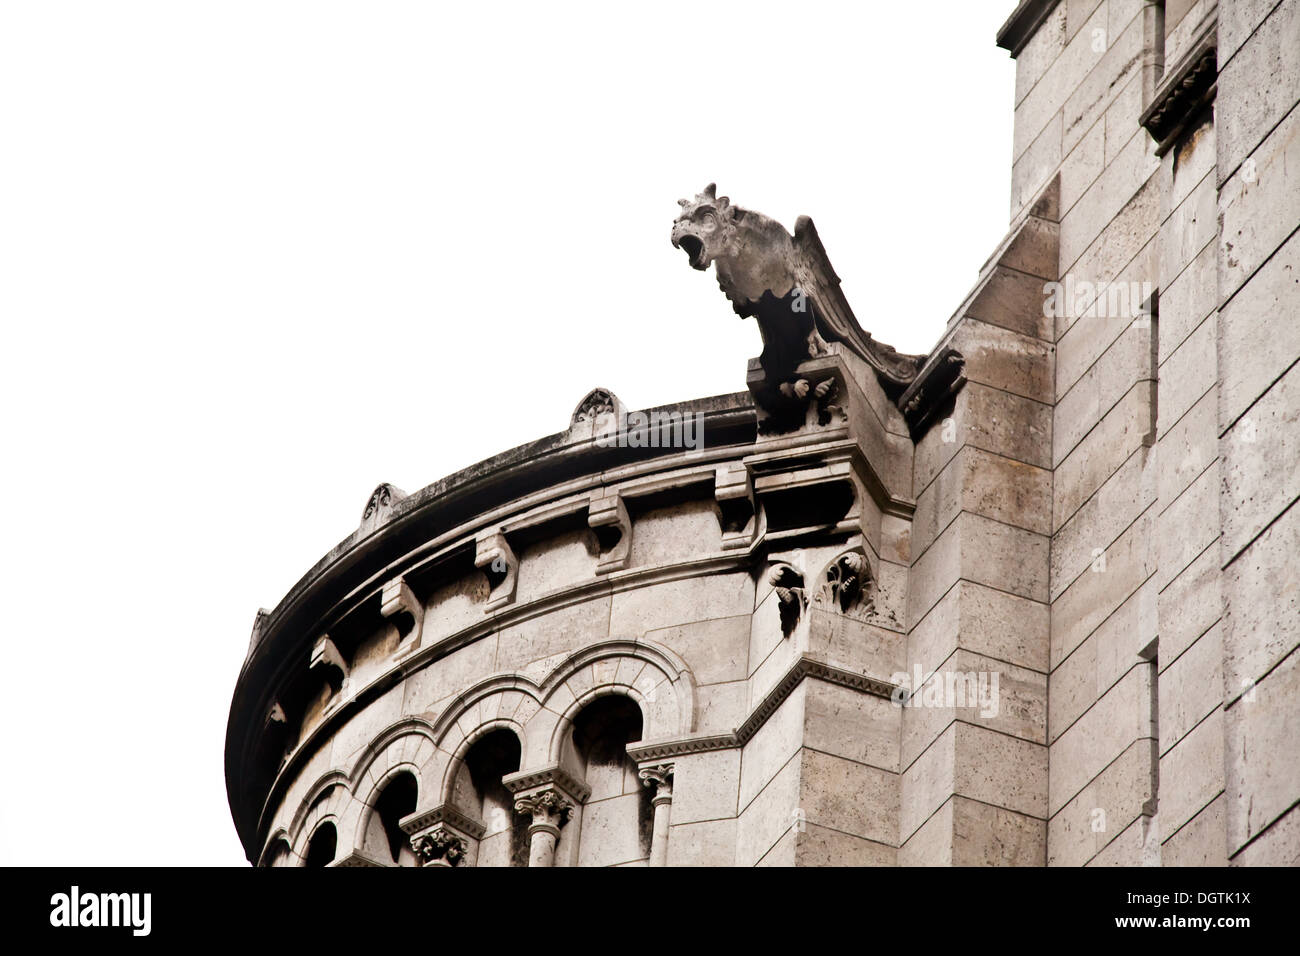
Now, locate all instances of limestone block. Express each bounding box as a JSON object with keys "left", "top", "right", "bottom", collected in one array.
[
  {"left": 738, "top": 689, "right": 804, "bottom": 812},
  {"left": 645, "top": 615, "right": 748, "bottom": 686},
  {"left": 1060, "top": 119, "right": 1161, "bottom": 270},
  {"left": 908, "top": 512, "right": 1050, "bottom": 626},
  {"left": 1156, "top": 313, "right": 1217, "bottom": 439},
  {"left": 666, "top": 818, "right": 737, "bottom": 867},
  {"left": 1054, "top": 384, "right": 1153, "bottom": 530},
  {"left": 1216, "top": 0, "right": 1300, "bottom": 181},
  {"left": 576, "top": 792, "right": 648, "bottom": 867},
  {"left": 607, "top": 571, "right": 753, "bottom": 639},
  {"left": 1218, "top": 100, "right": 1300, "bottom": 301},
  {"left": 951, "top": 797, "right": 1047, "bottom": 866},
  {"left": 1016, "top": 1, "right": 1068, "bottom": 106},
  {"left": 947, "top": 318, "right": 1055, "bottom": 404},
  {"left": 798, "top": 749, "right": 898, "bottom": 846},
  {"left": 914, "top": 382, "right": 1052, "bottom": 494},
  {"left": 1160, "top": 706, "right": 1225, "bottom": 835},
  {"left": 1060, "top": 114, "right": 1106, "bottom": 215},
  {"left": 1159, "top": 623, "right": 1223, "bottom": 755},
  {"left": 671, "top": 748, "right": 740, "bottom": 825},
  {"left": 1229, "top": 802, "right": 1300, "bottom": 865},
  {"left": 1049, "top": 664, "right": 1153, "bottom": 814},
  {"left": 908, "top": 580, "right": 1050, "bottom": 677},
  {"left": 1221, "top": 497, "right": 1300, "bottom": 699},
  {"left": 900, "top": 649, "right": 1046, "bottom": 769},
  {"left": 419, "top": 573, "right": 488, "bottom": 649},
  {"left": 748, "top": 615, "right": 802, "bottom": 709},
  {"left": 1103, "top": 71, "right": 1143, "bottom": 165},
  {"left": 1162, "top": 793, "right": 1228, "bottom": 866},
  {"left": 805, "top": 612, "right": 905, "bottom": 688},
  {"left": 1224, "top": 645, "right": 1300, "bottom": 853},
  {"left": 1156, "top": 460, "right": 1219, "bottom": 591},
  {"left": 1051, "top": 445, "right": 1156, "bottom": 599},
  {"left": 998, "top": 215, "right": 1061, "bottom": 281},
  {"left": 1062, "top": 10, "right": 1145, "bottom": 155},
  {"left": 913, "top": 446, "right": 1051, "bottom": 559},
  {"left": 1158, "top": 537, "right": 1222, "bottom": 667},
  {"left": 795, "top": 822, "right": 896, "bottom": 866},
  {"left": 898, "top": 796, "right": 955, "bottom": 865},
  {"left": 512, "top": 529, "right": 592, "bottom": 604},
  {"left": 959, "top": 264, "right": 1054, "bottom": 342},
  {"left": 735, "top": 750, "right": 800, "bottom": 867},
  {"left": 1015, "top": 2, "right": 1110, "bottom": 161},
  {"left": 1013, "top": 110, "right": 1064, "bottom": 219},
  {"left": 1218, "top": 227, "right": 1300, "bottom": 427},
  {"left": 1054, "top": 321, "right": 1153, "bottom": 463},
  {"left": 1163, "top": 117, "right": 1217, "bottom": 223},
  {"left": 493, "top": 595, "right": 609, "bottom": 673},
  {"left": 1219, "top": 0, "right": 1289, "bottom": 64},
  {"left": 1057, "top": 177, "right": 1160, "bottom": 340},
  {"left": 1049, "top": 576, "right": 1157, "bottom": 742},
  {"left": 1160, "top": 172, "right": 1219, "bottom": 296},
  {"left": 1066, "top": 0, "right": 1104, "bottom": 40},
  {"left": 1220, "top": 360, "right": 1300, "bottom": 560},
  {"left": 1087, "top": 813, "right": 1159, "bottom": 865},
  {"left": 1158, "top": 385, "right": 1218, "bottom": 508},
  {"left": 1159, "top": 233, "right": 1216, "bottom": 364},
  {"left": 627, "top": 499, "right": 722, "bottom": 568},
  {"left": 694, "top": 680, "right": 746, "bottom": 735},
  {"left": 1048, "top": 738, "right": 1157, "bottom": 866},
  {"left": 803, "top": 678, "right": 899, "bottom": 773}
]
